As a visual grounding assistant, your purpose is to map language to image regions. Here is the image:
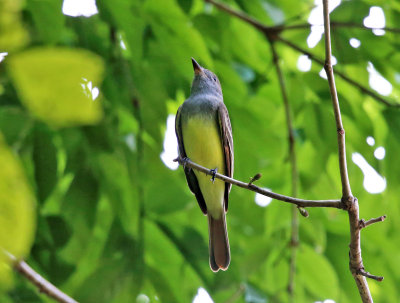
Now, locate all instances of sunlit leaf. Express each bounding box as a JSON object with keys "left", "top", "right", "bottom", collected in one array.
[
  {"left": 0, "top": 133, "right": 35, "bottom": 290},
  {"left": 7, "top": 48, "right": 104, "bottom": 128},
  {"left": 0, "top": 0, "right": 29, "bottom": 51}
]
